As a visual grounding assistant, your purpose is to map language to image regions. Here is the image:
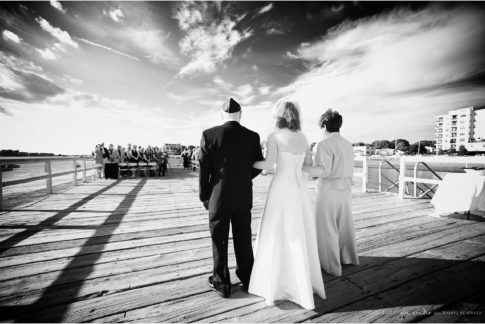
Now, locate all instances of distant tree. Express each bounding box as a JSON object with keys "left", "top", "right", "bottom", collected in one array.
[
  {"left": 458, "top": 145, "right": 468, "bottom": 156},
  {"left": 396, "top": 141, "right": 410, "bottom": 152},
  {"left": 437, "top": 149, "right": 445, "bottom": 155},
  {"left": 409, "top": 142, "right": 427, "bottom": 155},
  {"left": 353, "top": 142, "right": 366, "bottom": 147},
  {"left": 449, "top": 148, "right": 457, "bottom": 155},
  {"left": 372, "top": 140, "right": 391, "bottom": 149}
]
